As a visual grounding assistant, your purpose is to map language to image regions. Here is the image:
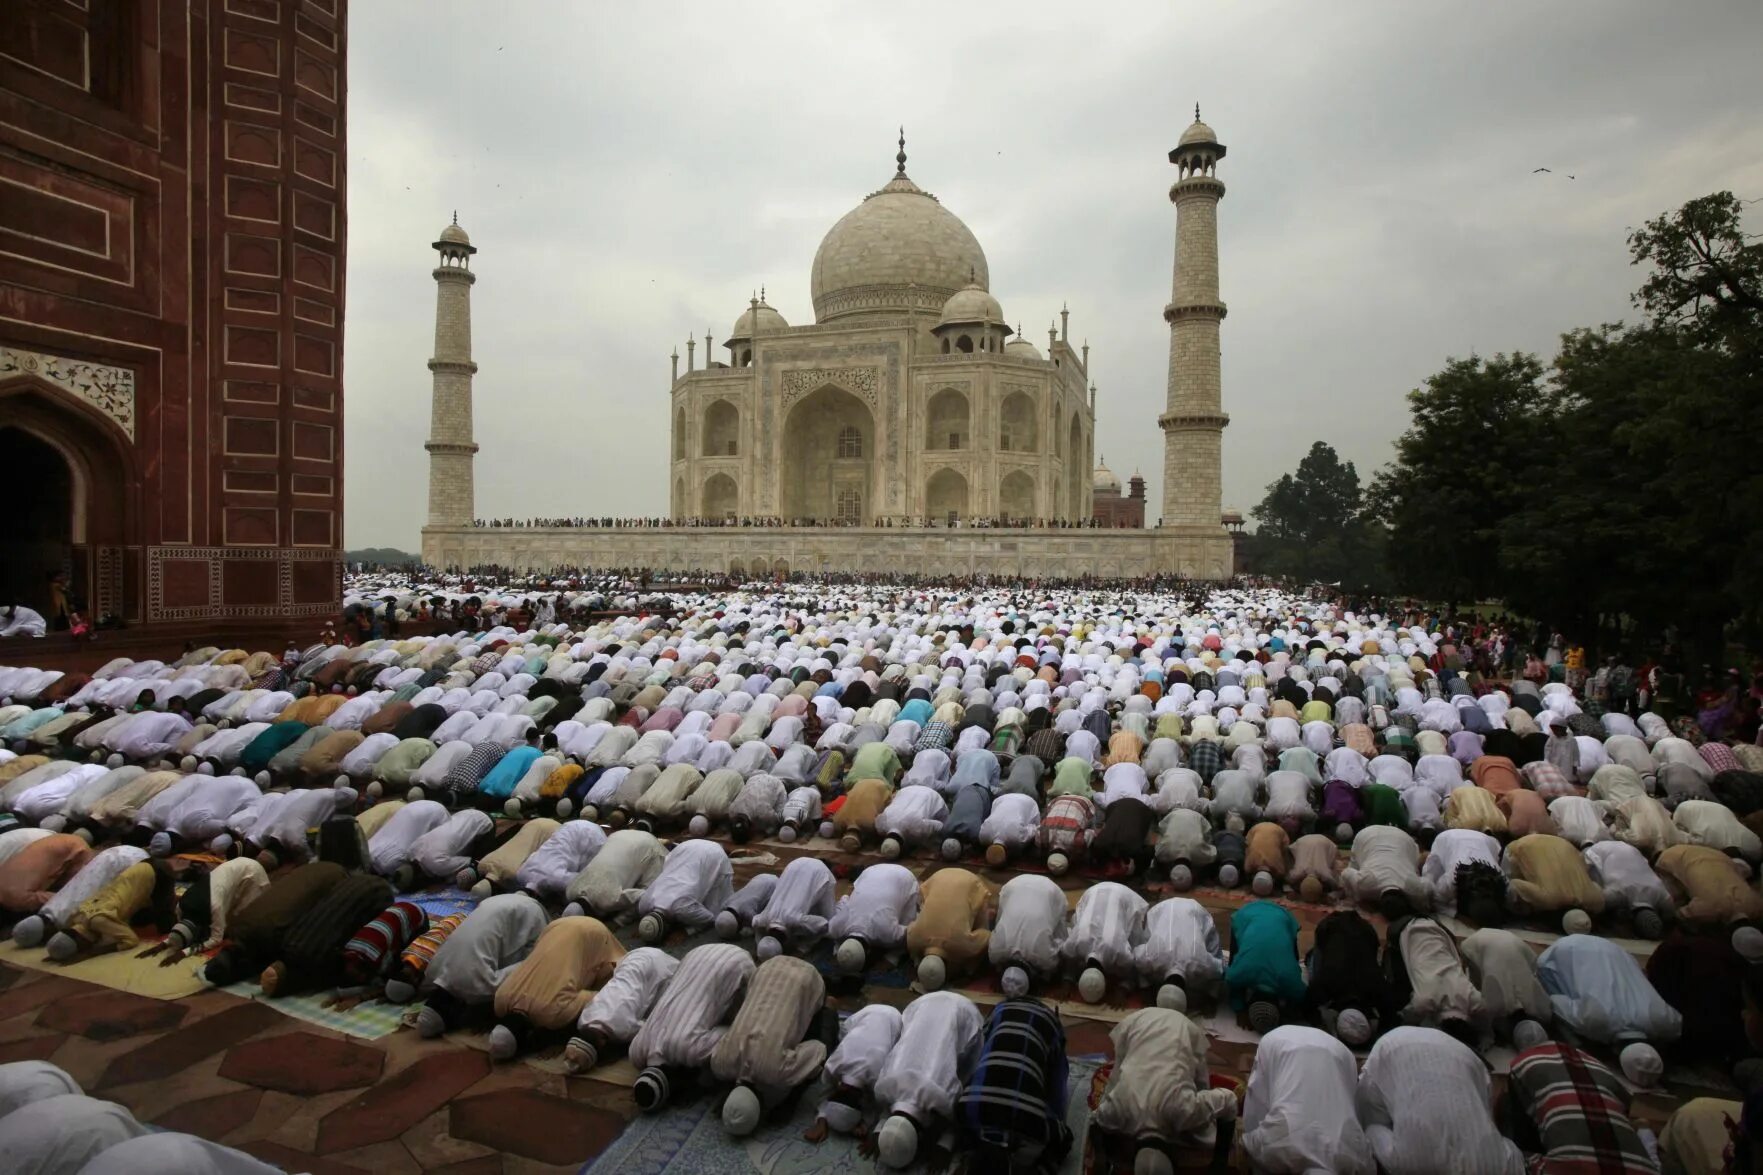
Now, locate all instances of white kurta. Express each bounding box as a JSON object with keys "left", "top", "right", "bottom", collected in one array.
[
  {"left": 1354, "top": 1027, "right": 1523, "bottom": 1174},
  {"left": 873, "top": 990, "right": 983, "bottom": 1123},
  {"left": 752, "top": 856, "right": 837, "bottom": 942},
  {"left": 409, "top": 809, "right": 492, "bottom": 879},
  {"left": 873, "top": 785, "right": 949, "bottom": 846},
  {"left": 515, "top": 819, "right": 607, "bottom": 899},
  {"left": 1582, "top": 841, "right": 1674, "bottom": 916},
  {"left": 627, "top": 943, "right": 755, "bottom": 1069},
  {"left": 1242, "top": 1026, "right": 1375, "bottom": 1175},
  {"left": 824, "top": 1004, "right": 904, "bottom": 1091},
  {"left": 578, "top": 946, "right": 679, "bottom": 1043},
  {"left": 367, "top": 800, "right": 450, "bottom": 875},
  {"left": 1135, "top": 897, "right": 1225, "bottom": 989},
  {"left": 986, "top": 874, "right": 1068, "bottom": 975},
  {"left": 424, "top": 892, "right": 550, "bottom": 1003},
  {"left": 1062, "top": 881, "right": 1148, "bottom": 976},
  {"left": 41, "top": 845, "right": 148, "bottom": 927},
  {"left": 635, "top": 840, "right": 734, "bottom": 930},
  {"left": 828, "top": 862, "right": 920, "bottom": 949},
  {"left": 1420, "top": 829, "right": 1503, "bottom": 913},
  {"left": 1536, "top": 935, "right": 1683, "bottom": 1045},
  {"left": 978, "top": 792, "right": 1040, "bottom": 848}
]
